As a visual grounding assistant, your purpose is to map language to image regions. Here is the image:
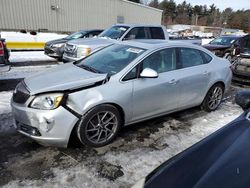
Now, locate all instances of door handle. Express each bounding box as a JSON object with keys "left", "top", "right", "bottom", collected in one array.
[
  {"left": 203, "top": 71, "right": 210, "bottom": 75},
  {"left": 168, "top": 79, "right": 179, "bottom": 85}
]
